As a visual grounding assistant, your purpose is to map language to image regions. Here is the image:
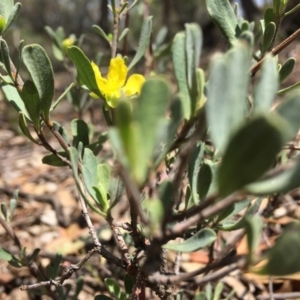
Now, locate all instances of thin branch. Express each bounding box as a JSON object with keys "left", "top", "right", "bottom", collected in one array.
[
  {"left": 258, "top": 293, "right": 300, "bottom": 300},
  {"left": 166, "top": 192, "right": 245, "bottom": 240},
  {"left": 108, "top": 214, "right": 131, "bottom": 264},
  {"left": 0, "top": 215, "right": 22, "bottom": 249},
  {"left": 250, "top": 28, "right": 300, "bottom": 77}
]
